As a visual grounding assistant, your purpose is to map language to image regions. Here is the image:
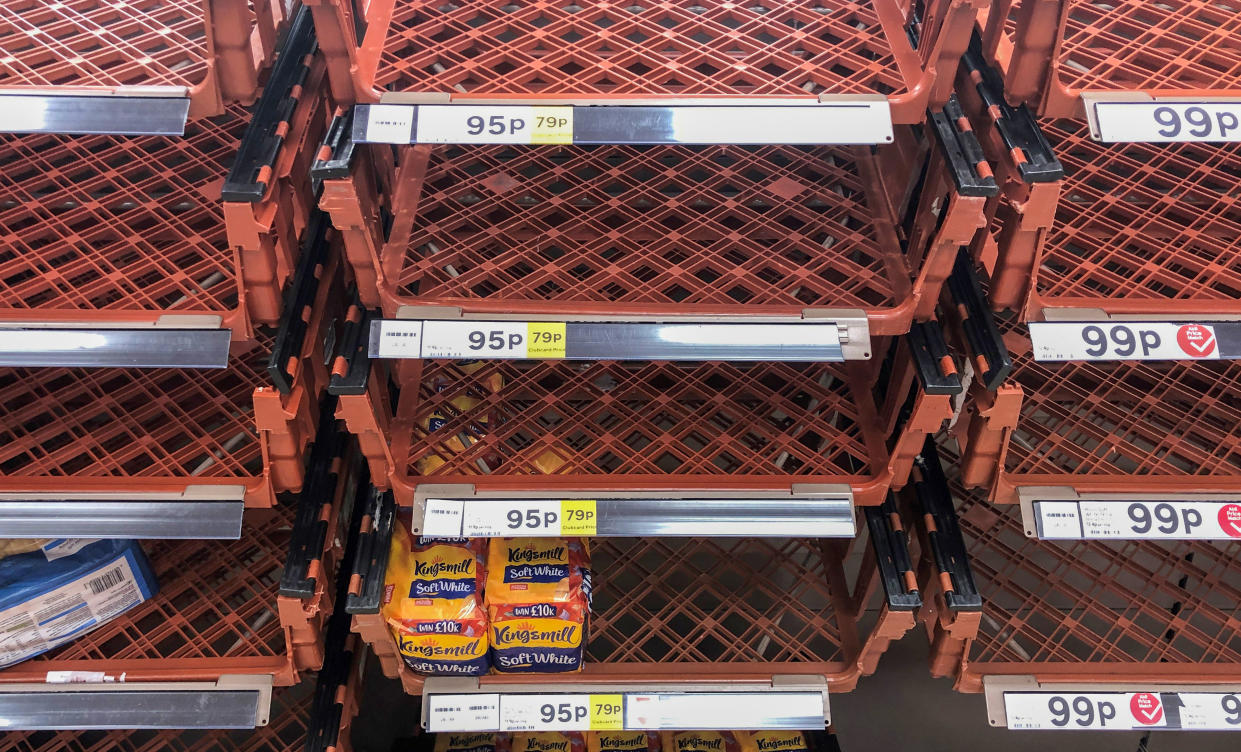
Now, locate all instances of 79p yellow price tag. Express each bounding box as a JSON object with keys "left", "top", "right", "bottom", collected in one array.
[
  {"left": 560, "top": 499, "right": 597, "bottom": 536},
  {"left": 589, "top": 694, "right": 624, "bottom": 730},
  {"left": 531, "top": 107, "right": 573, "bottom": 144}
]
